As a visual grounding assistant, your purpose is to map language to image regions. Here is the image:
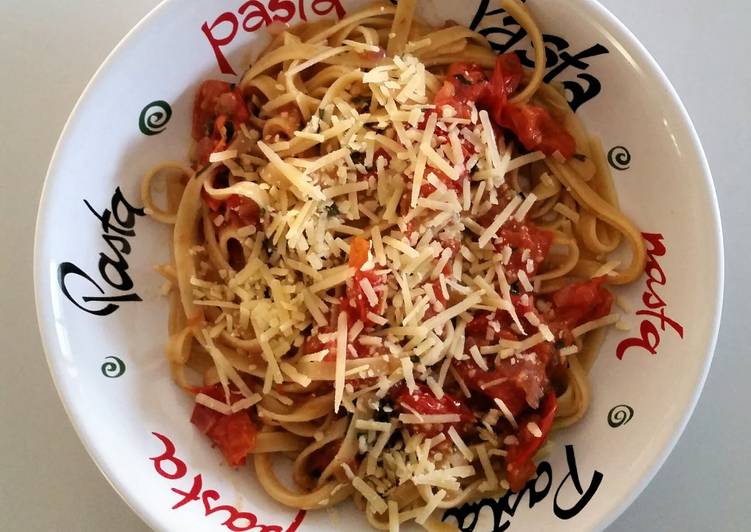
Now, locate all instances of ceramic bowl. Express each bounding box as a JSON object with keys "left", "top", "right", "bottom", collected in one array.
[{"left": 34, "top": 0, "right": 723, "bottom": 530}]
